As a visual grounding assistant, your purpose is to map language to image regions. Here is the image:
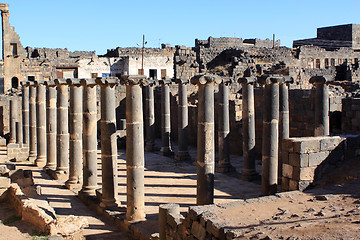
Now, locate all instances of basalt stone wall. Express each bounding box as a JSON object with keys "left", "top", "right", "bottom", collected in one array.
[
  {"left": 282, "top": 134, "right": 360, "bottom": 191},
  {"left": 341, "top": 98, "right": 360, "bottom": 133}
]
